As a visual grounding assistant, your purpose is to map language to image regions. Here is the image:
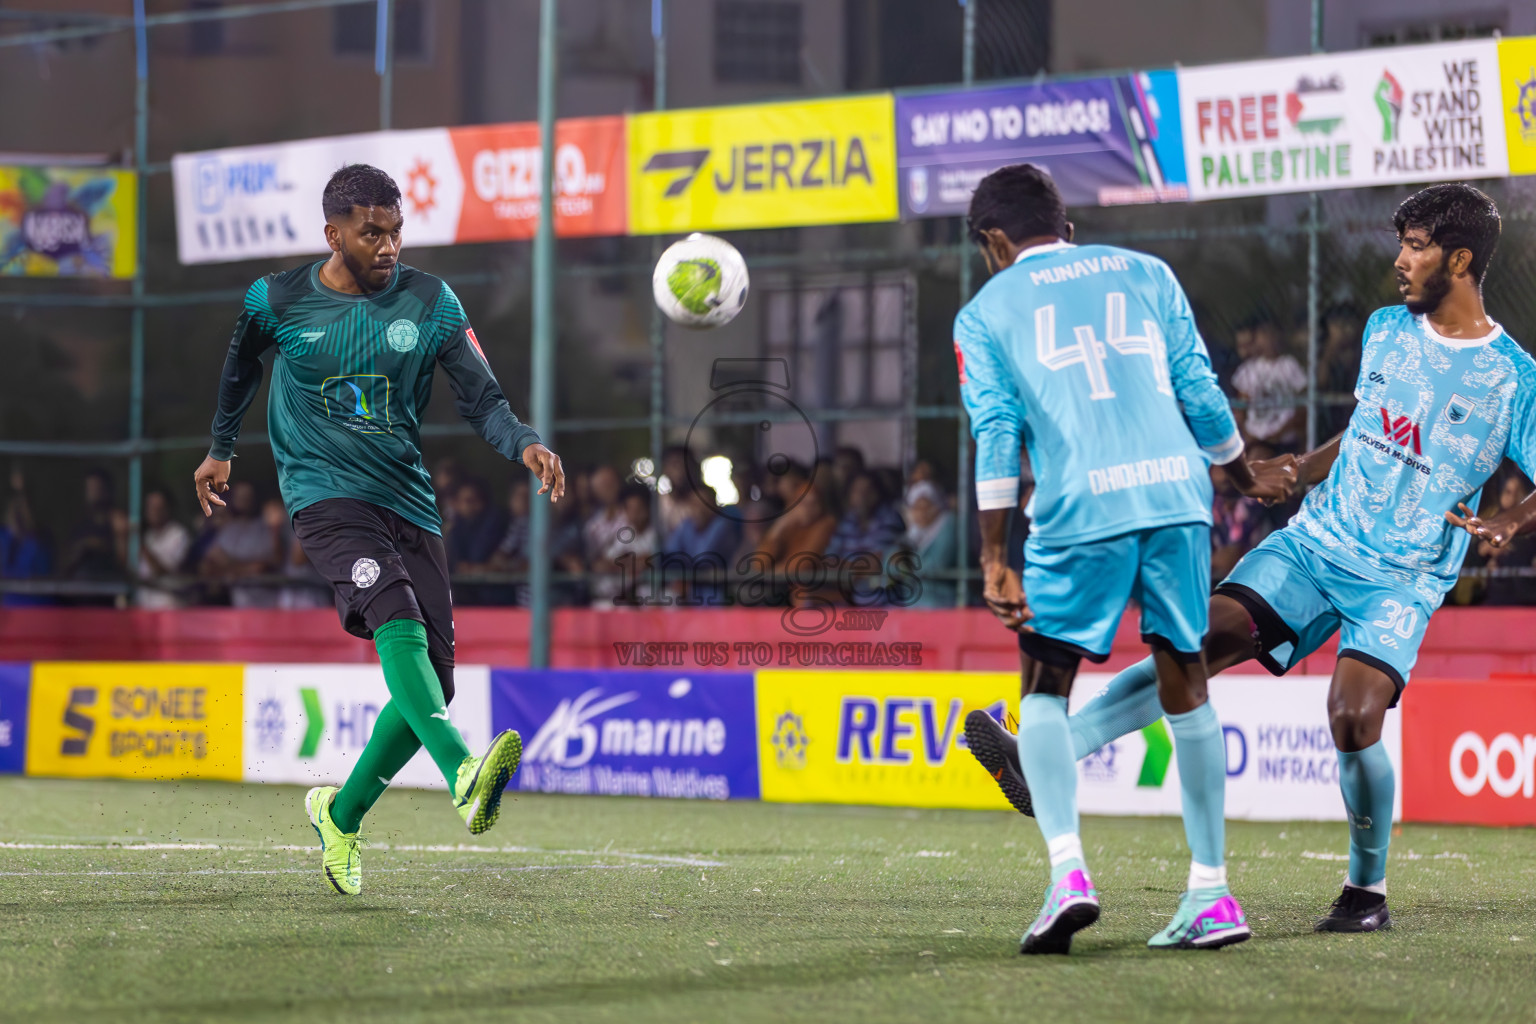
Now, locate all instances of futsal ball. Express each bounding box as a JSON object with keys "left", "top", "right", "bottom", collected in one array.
[{"left": 652, "top": 233, "right": 749, "bottom": 329}]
